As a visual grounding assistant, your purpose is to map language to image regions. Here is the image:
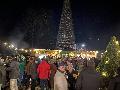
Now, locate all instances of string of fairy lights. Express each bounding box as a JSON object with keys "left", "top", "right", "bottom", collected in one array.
[
  {"left": 3, "top": 42, "right": 32, "bottom": 53},
  {"left": 2, "top": 42, "right": 99, "bottom": 59},
  {"left": 3, "top": 42, "right": 18, "bottom": 51}
]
